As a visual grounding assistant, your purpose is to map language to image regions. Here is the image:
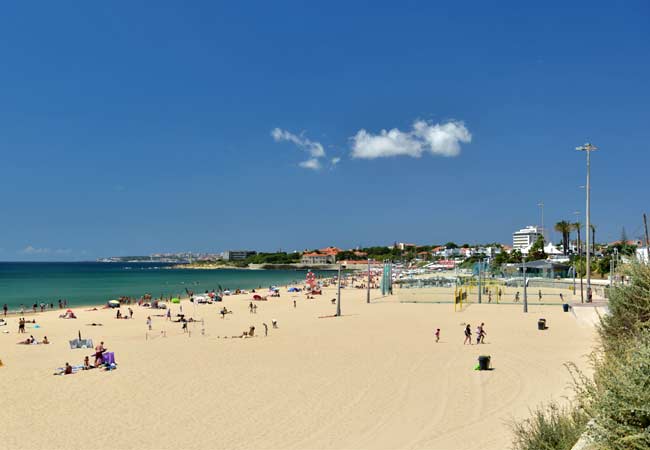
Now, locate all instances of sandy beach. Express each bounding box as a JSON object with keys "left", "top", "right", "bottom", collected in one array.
[{"left": 0, "top": 283, "right": 597, "bottom": 450}]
